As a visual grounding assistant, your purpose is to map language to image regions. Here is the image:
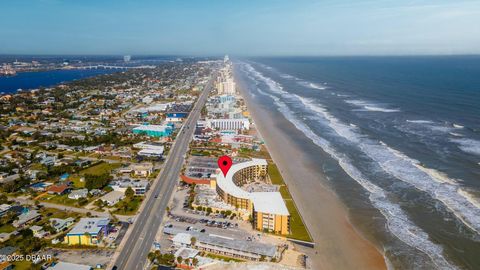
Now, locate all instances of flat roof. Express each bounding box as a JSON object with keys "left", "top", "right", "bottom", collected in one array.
[
  {"left": 215, "top": 159, "right": 267, "bottom": 200},
  {"left": 165, "top": 229, "right": 277, "bottom": 257},
  {"left": 251, "top": 192, "right": 289, "bottom": 216},
  {"left": 67, "top": 217, "right": 110, "bottom": 236},
  {"left": 133, "top": 125, "right": 172, "bottom": 132}
]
